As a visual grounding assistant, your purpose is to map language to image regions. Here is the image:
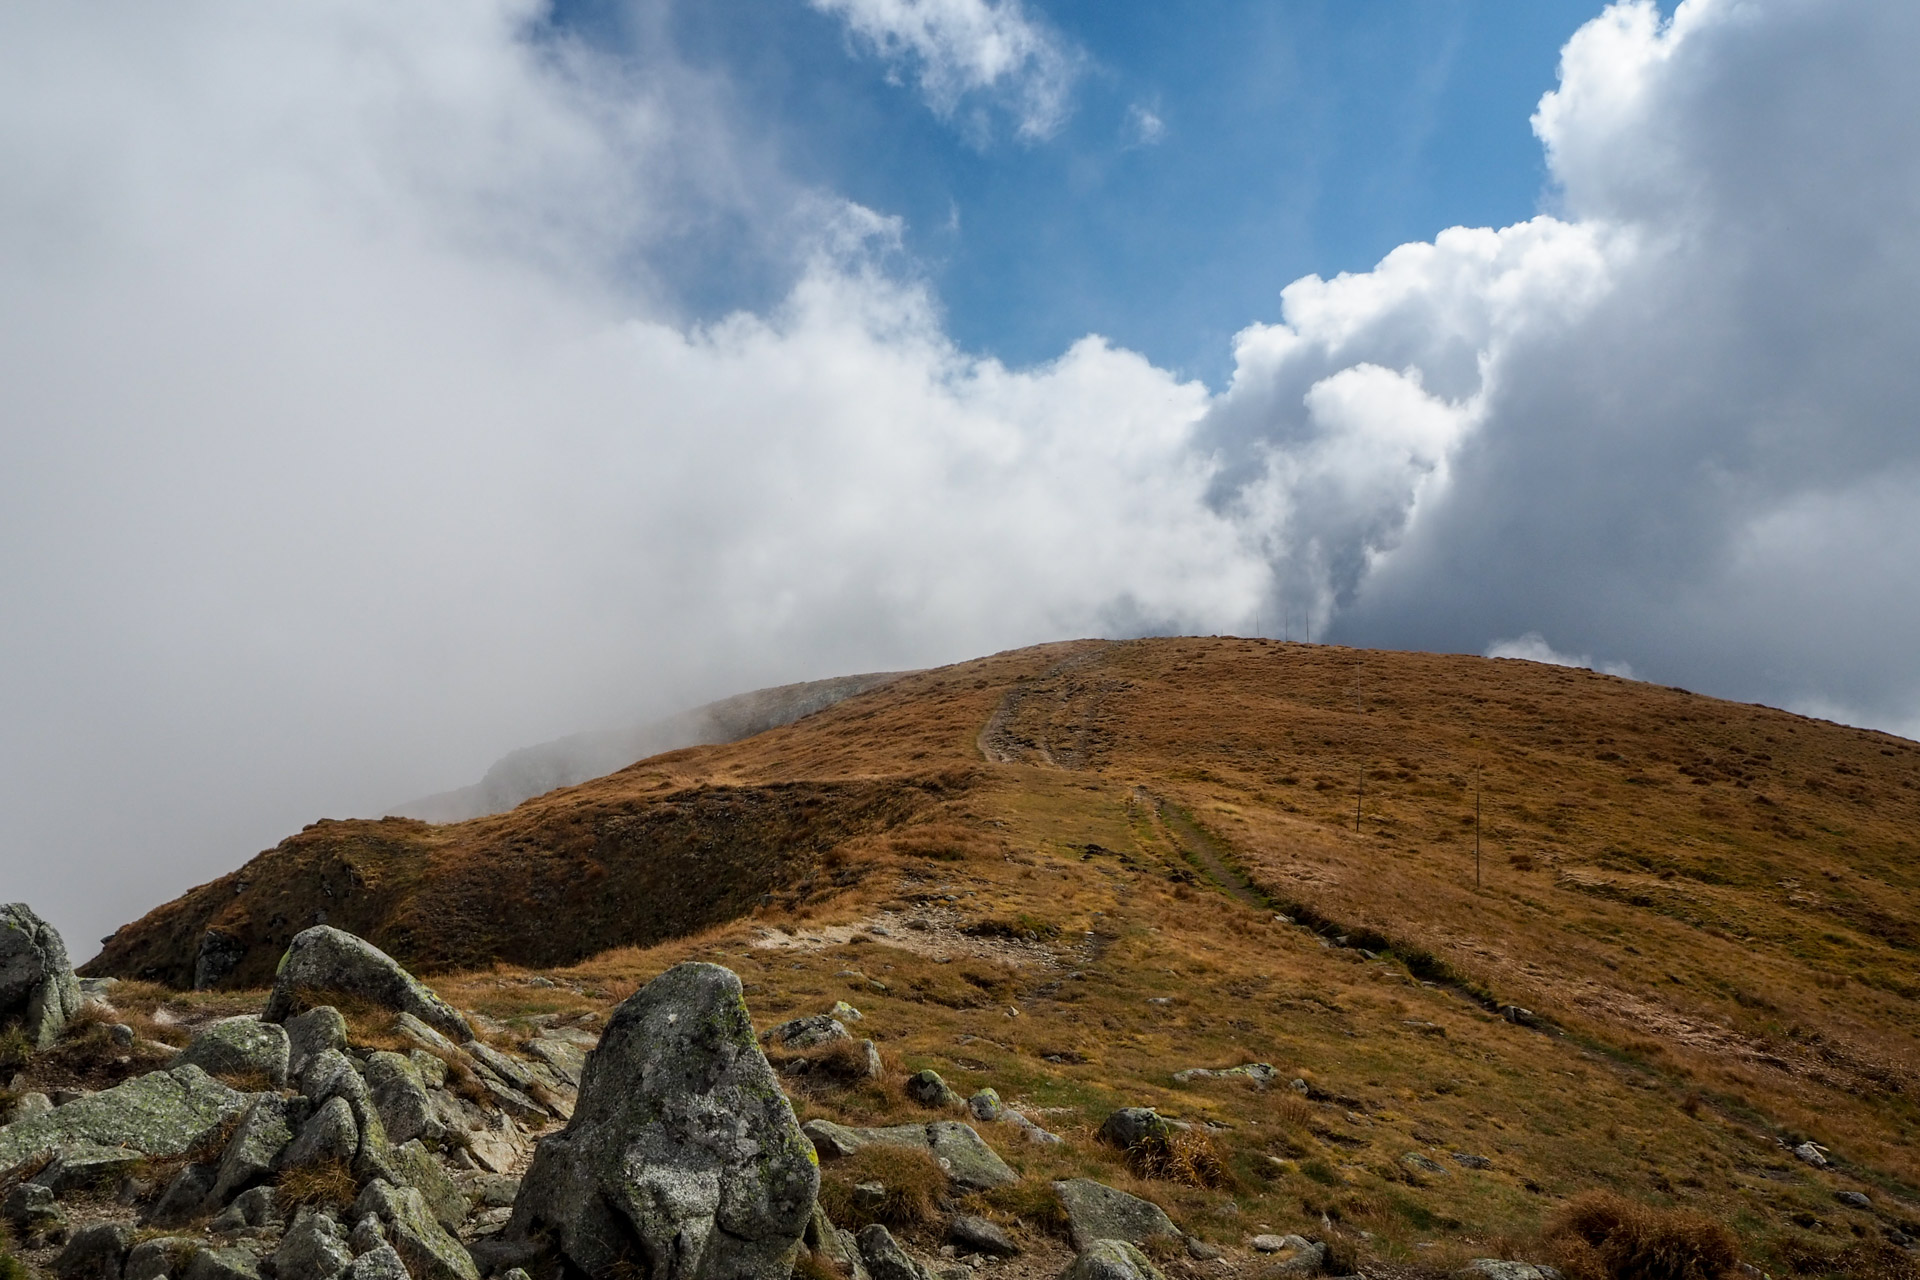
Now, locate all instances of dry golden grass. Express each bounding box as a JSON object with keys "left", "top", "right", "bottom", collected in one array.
[
  {"left": 73, "top": 637, "right": 1920, "bottom": 1274},
  {"left": 817, "top": 1145, "right": 949, "bottom": 1230},
  {"left": 276, "top": 1158, "right": 358, "bottom": 1210},
  {"left": 1545, "top": 1190, "right": 1741, "bottom": 1280}
]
